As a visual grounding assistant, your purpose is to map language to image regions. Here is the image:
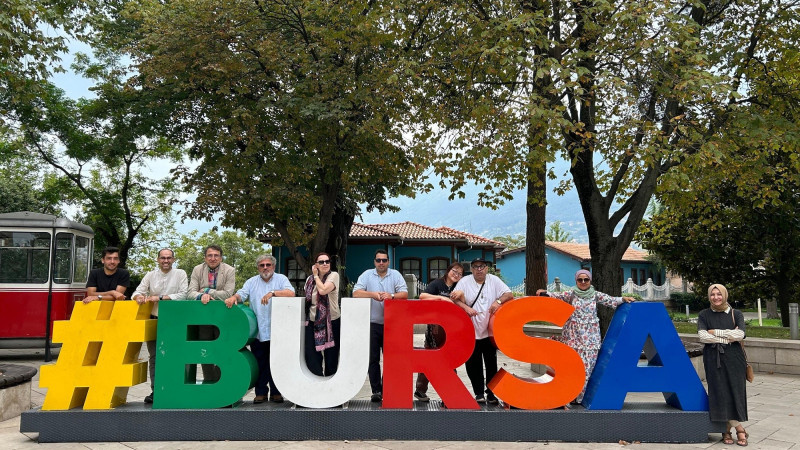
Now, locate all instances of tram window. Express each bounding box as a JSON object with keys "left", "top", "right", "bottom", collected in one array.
[
  {"left": 54, "top": 233, "right": 73, "bottom": 284},
  {"left": 74, "top": 236, "right": 90, "bottom": 283},
  {"left": 0, "top": 231, "right": 51, "bottom": 283}
]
